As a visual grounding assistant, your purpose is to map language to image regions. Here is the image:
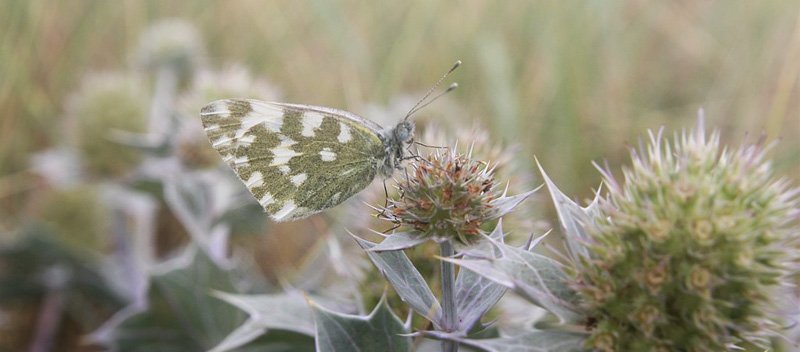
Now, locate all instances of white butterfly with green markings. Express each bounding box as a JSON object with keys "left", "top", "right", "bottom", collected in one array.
[
  {"left": 200, "top": 99, "right": 414, "bottom": 221},
  {"left": 199, "top": 62, "right": 459, "bottom": 221}
]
